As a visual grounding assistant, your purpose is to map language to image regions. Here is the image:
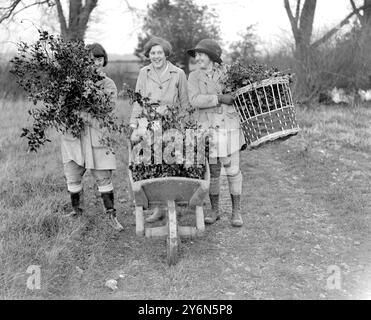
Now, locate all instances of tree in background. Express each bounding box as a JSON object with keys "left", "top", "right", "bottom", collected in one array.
[
  {"left": 228, "top": 25, "right": 258, "bottom": 65},
  {"left": 351, "top": 0, "right": 371, "bottom": 29},
  {"left": 333, "top": 0, "right": 371, "bottom": 90},
  {"left": 284, "top": 0, "right": 371, "bottom": 100},
  {"left": 135, "top": 0, "right": 221, "bottom": 74},
  {"left": 283, "top": 0, "right": 318, "bottom": 99},
  {"left": 0, "top": 0, "right": 99, "bottom": 40},
  {"left": 54, "top": 0, "right": 98, "bottom": 40}
]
